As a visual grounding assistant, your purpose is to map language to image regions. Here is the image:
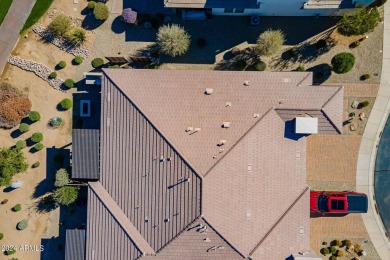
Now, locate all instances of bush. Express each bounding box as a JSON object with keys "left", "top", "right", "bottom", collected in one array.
[
  {"left": 32, "top": 161, "right": 40, "bottom": 168},
  {"left": 354, "top": 244, "right": 362, "bottom": 253},
  {"left": 349, "top": 112, "right": 356, "bottom": 117},
  {"left": 157, "top": 24, "right": 190, "bottom": 57},
  {"left": 31, "top": 132, "right": 43, "bottom": 143},
  {"left": 1, "top": 199, "right": 8, "bottom": 204},
  {"left": 321, "top": 247, "right": 330, "bottom": 255},
  {"left": 17, "top": 219, "right": 28, "bottom": 230},
  {"left": 92, "top": 58, "right": 104, "bottom": 68},
  {"left": 19, "top": 123, "right": 29, "bottom": 133},
  {"left": 329, "top": 256, "right": 337, "bottom": 260},
  {"left": 50, "top": 117, "right": 63, "bottom": 127},
  {"left": 333, "top": 239, "right": 342, "bottom": 247},
  {"left": 315, "top": 39, "right": 328, "bottom": 49},
  {"left": 256, "top": 29, "right": 285, "bottom": 56},
  {"left": 360, "top": 100, "right": 370, "bottom": 108},
  {"left": 336, "top": 249, "right": 344, "bottom": 257},
  {"left": 296, "top": 65, "right": 305, "bottom": 71},
  {"left": 34, "top": 143, "right": 44, "bottom": 151},
  {"left": 58, "top": 60, "right": 66, "bottom": 69},
  {"left": 12, "top": 204, "right": 21, "bottom": 212},
  {"left": 49, "top": 72, "right": 57, "bottom": 79},
  {"left": 338, "top": 8, "right": 381, "bottom": 36},
  {"left": 361, "top": 74, "right": 370, "bottom": 80},
  {"left": 88, "top": 0, "right": 96, "bottom": 9},
  {"left": 28, "top": 111, "right": 41, "bottom": 122},
  {"left": 15, "top": 140, "right": 26, "bottom": 150},
  {"left": 53, "top": 186, "right": 79, "bottom": 205},
  {"left": 254, "top": 61, "right": 266, "bottom": 71},
  {"left": 55, "top": 168, "right": 70, "bottom": 187},
  {"left": 67, "top": 27, "right": 86, "bottom": 46},
  {"left": 331, "top": 52, "right": 355, "bottom": 74},
  {"left": 60, "top": 98, "right": 73, "bottom": 110},
  {"left": 0, "top": 233, "right": 3, "bottom": 240},
  {"left": 0, "top": 148, "right": 28, "bottom": 186},
  {"left": 196, "top": 38, "right": 206, "bottom": 48},
  {"left": 74, "top": 56, "right": 84, "bottom": 65},
  {"left": 235, "top": 60, "right": 247, "bottom": 71},
  {"left": 108, "top": 65, "right": 120, "bottom": 68},
  {"left": 49, "top": 14, "right": 72, "bottom": 36},
  {"left": 329, "top": 246, "right": 337, "bottom": 254},
  {"left": 93, "top": 2, "right": 109, "bottom": 20},
  {"left": 64, "top": 79, "right": 74, "bottom": 89},
  {"left": 6, "top": 249, "right": 16, "bottom": 255}
]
